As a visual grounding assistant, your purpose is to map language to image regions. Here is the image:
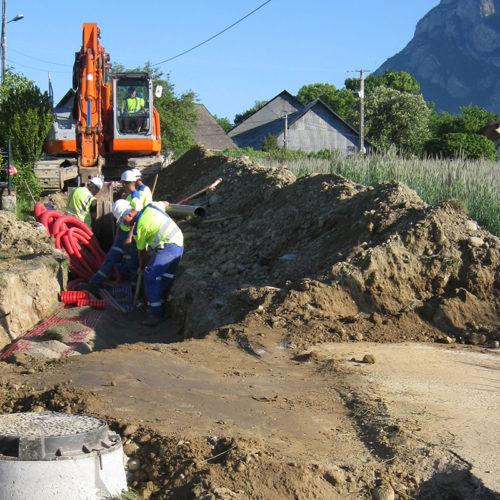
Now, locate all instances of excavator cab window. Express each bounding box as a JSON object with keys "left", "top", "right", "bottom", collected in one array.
[{"left": 117, "top": 80, "right": 150, "bottom": 134}]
